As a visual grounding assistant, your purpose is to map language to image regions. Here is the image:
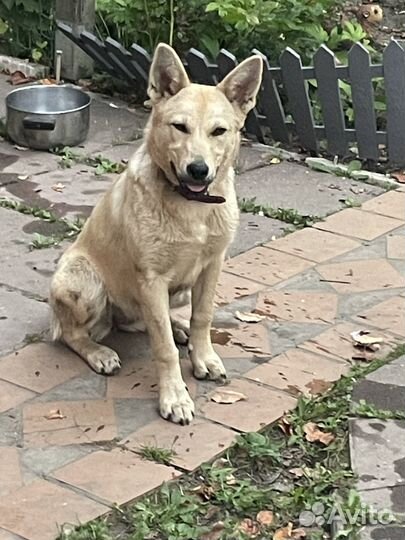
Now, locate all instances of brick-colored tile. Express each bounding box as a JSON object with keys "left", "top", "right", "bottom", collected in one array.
[
  {"left": 0, "top": 448, "right": 22, "bottom": 497},
  {"left": 362, "top": 191, "right": 405, "bottom": 220},
  {"left": 316, "top": 259, "right": 405, "bottom": 294},
  {"left": 387, "top": 235, "right": 405, "bottom": 259},
  {"left": 0, "top": 343, "right": 87, "bottom": 393},
  {"left": 199, "top": 378, "right": 296, "bottom": 432},
  {"left": 122, "top": 419, "right": 237, "bottom": 471},
  {"left": 224, "top": 247, "right": 313, "bottom": 286},
  {"left": 212, "top": 323, "right": 271, "bottom": 358},
  {"left": 245, "top": 349, "right": 349, "bottom": 396},
  {"left": 299, "top": 322, "right": 397, "bottom": 362},
  {"left": 314, "top": 208, "right": 403, "bottom": 241},
  {"left": 215, "top": 271, "right": 266, "bottom": 306},
  {"left": 352, "top": 296, "right": 405, "bottom": 338},
  {"left": 0, "top": 480, "right": 105, "bottom": 540},
  {"left": 268, "top": 228, "right": 359, "bottom": 263},
  {"left": 256, "top": 290, "right": 338, "bottom": 324},
  {"left": 53, "top": 449, "right": 178, "bottom": 505},
  {"left": 0, "top": 380, "right": 36, "bottom": 414},
  {"left": 107, "top": 357, "right": 197, "bottom": 399},
  {"left": 23, "top": 400, "right": 117, "bottom": 447}
]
